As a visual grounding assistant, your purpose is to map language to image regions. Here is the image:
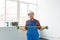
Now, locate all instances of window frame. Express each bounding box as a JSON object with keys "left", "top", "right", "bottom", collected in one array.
[{"left": 5, "top": 0, "right": 38, "bottom": 26}]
